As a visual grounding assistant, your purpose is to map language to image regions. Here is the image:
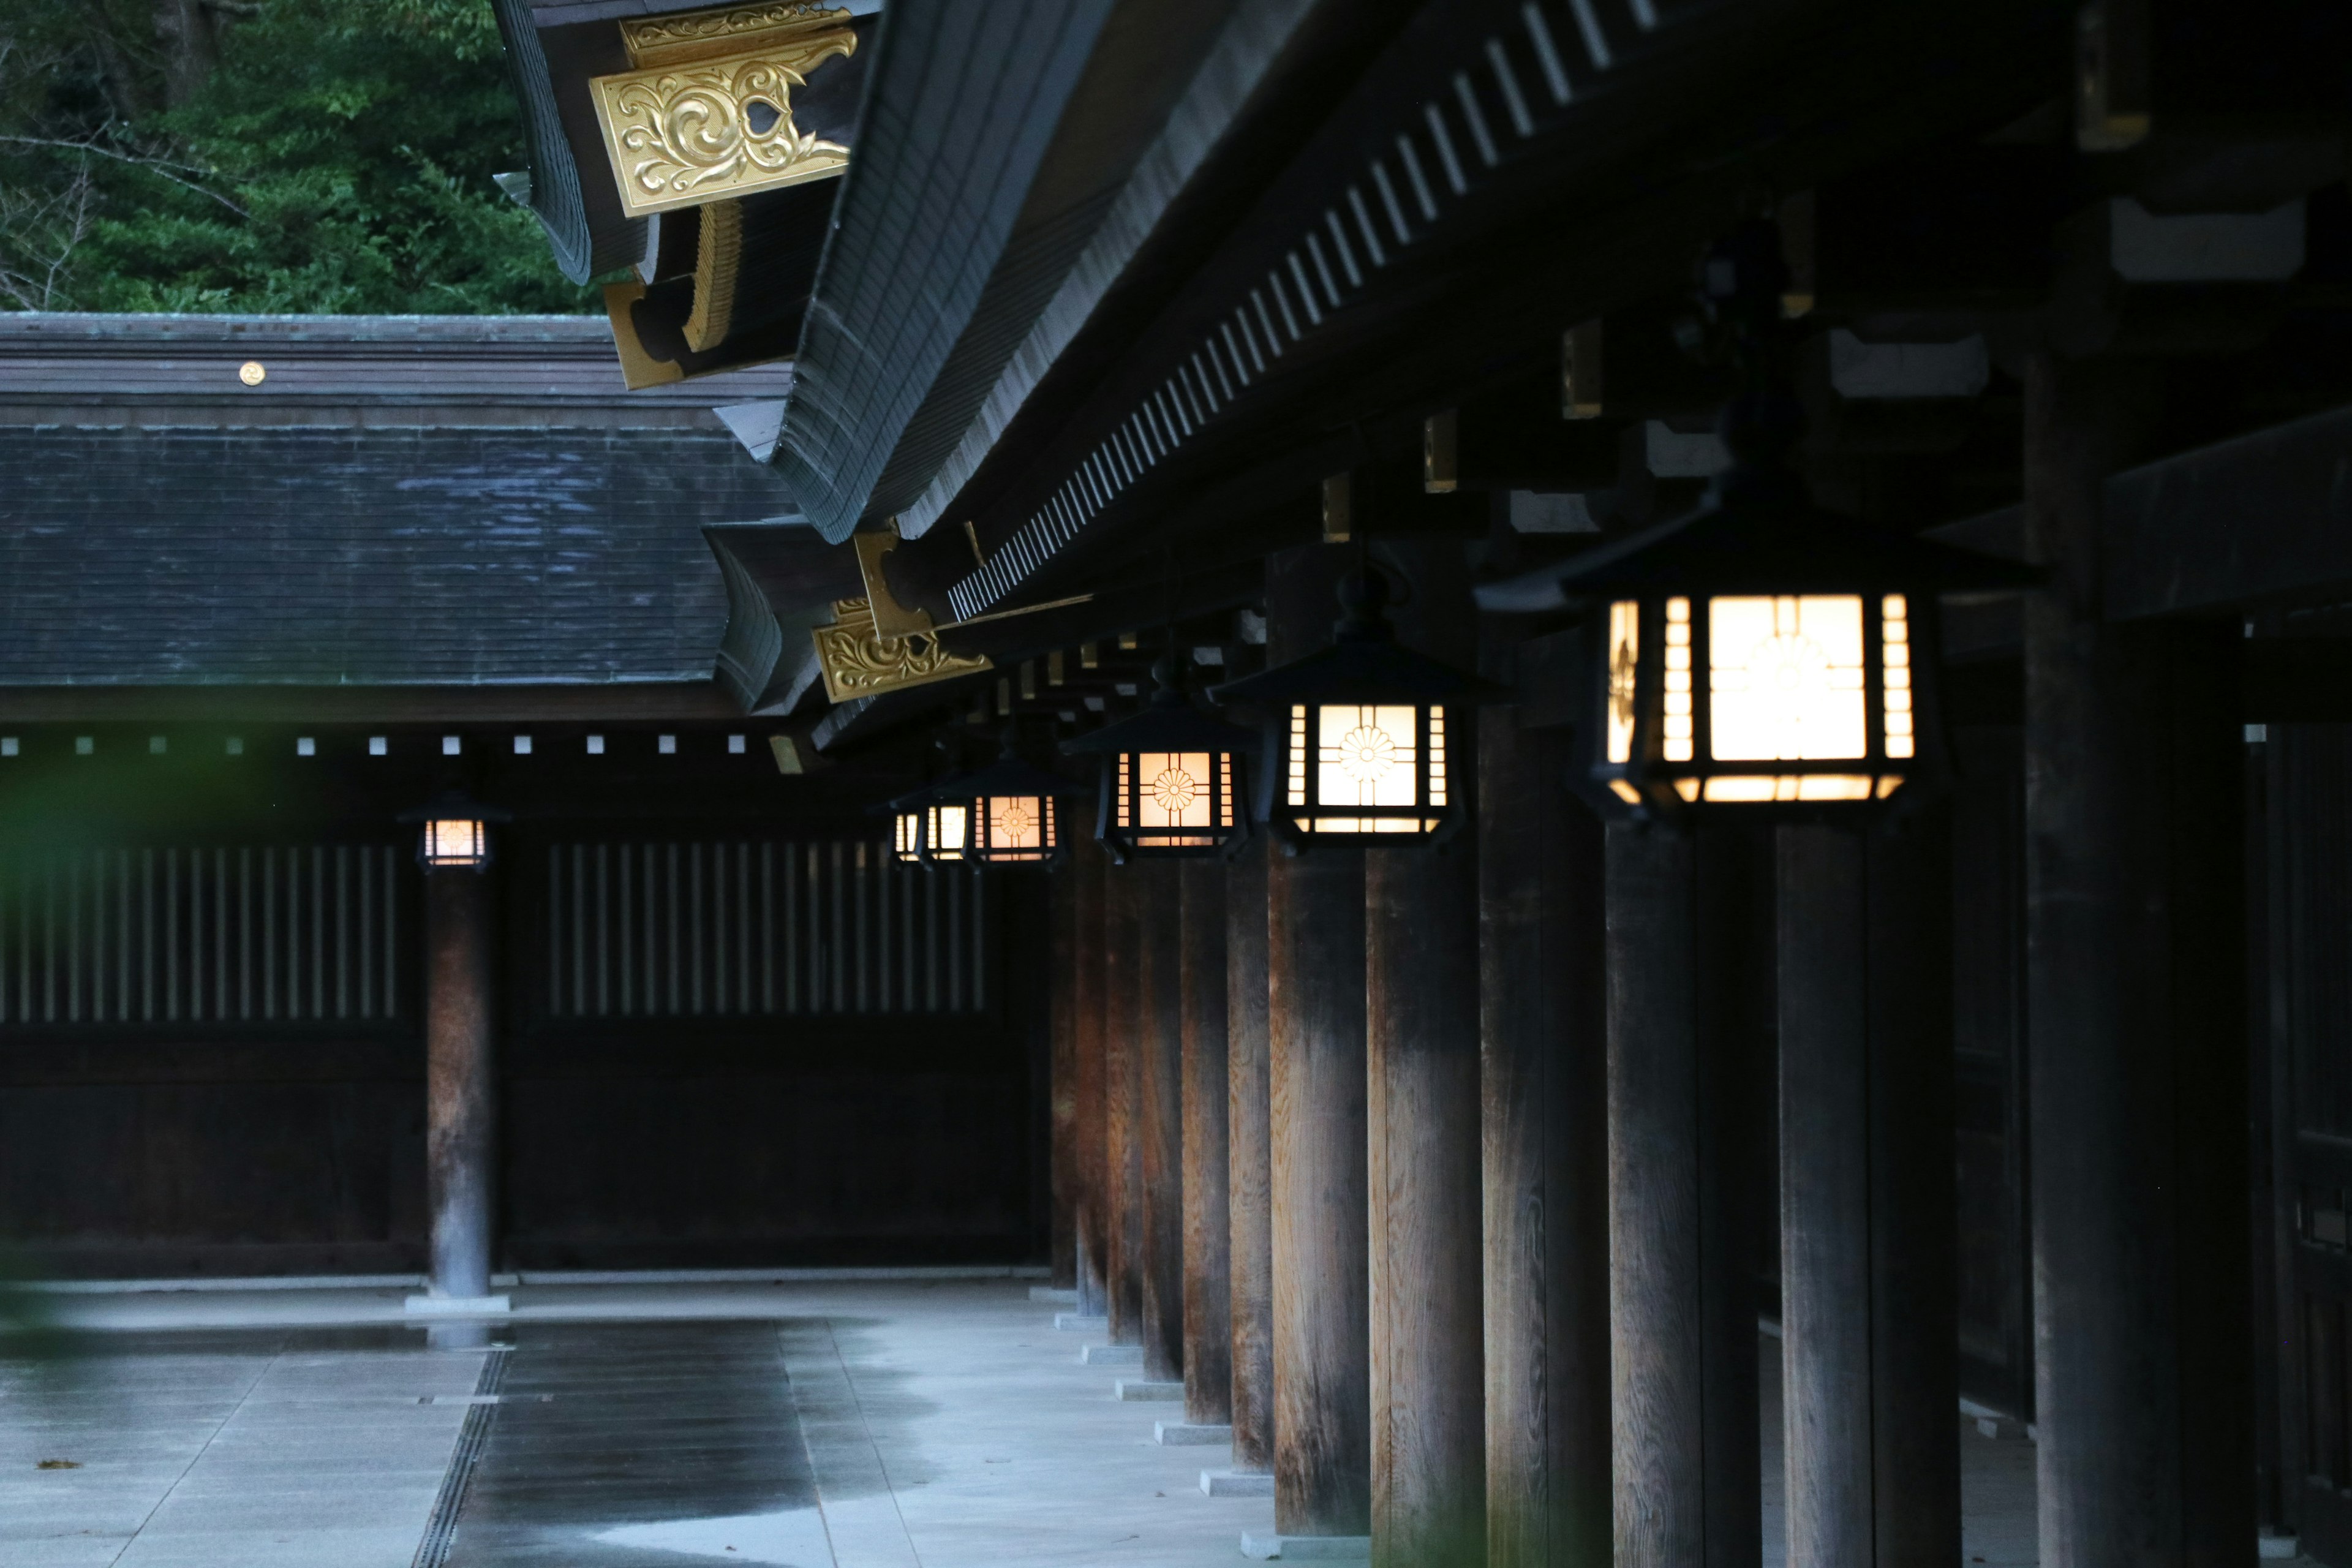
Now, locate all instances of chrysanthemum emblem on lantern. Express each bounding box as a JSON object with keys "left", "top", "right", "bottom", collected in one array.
[
  {"left": 1210, "top": 570, "right": 1501, "bottom": 849},
  {"left": 1063, "top": 655, "right": 1254, "bottom": 862},
  {"left": 907, "top": 729, "right": 1079, "bottom": 869},
  {"left": 1476, "top": 219, "right": 2038, "bottom": 818}
]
